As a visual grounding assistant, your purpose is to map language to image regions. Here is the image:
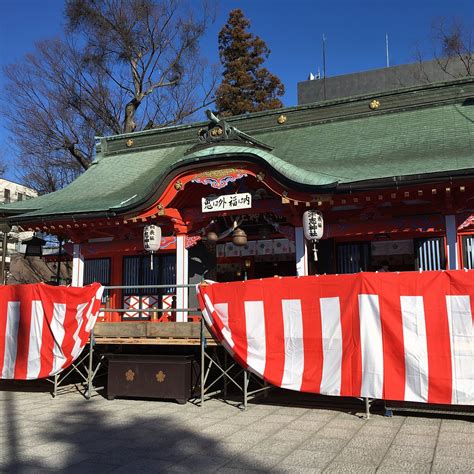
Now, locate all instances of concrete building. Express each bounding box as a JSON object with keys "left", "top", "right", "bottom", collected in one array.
[
  {"left": 0, "top": 179, "right": 38, "bottom": 280},
  {"left": 298, "top": 57, "right": 472, "bottom": 104},
  {"left": 0, "top": 178, "right": 37, "bottom": 204}
]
